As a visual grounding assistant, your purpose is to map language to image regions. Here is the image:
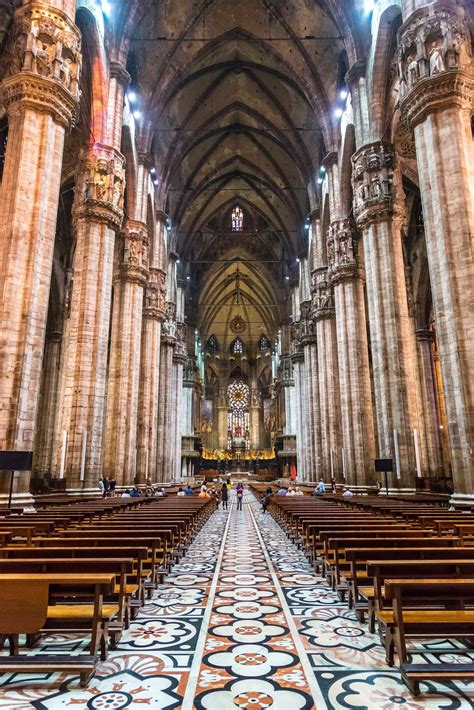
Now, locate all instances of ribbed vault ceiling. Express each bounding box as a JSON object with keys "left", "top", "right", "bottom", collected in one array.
[{"left": 128, "top": 0, "right": 348, "bottom": 344}]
